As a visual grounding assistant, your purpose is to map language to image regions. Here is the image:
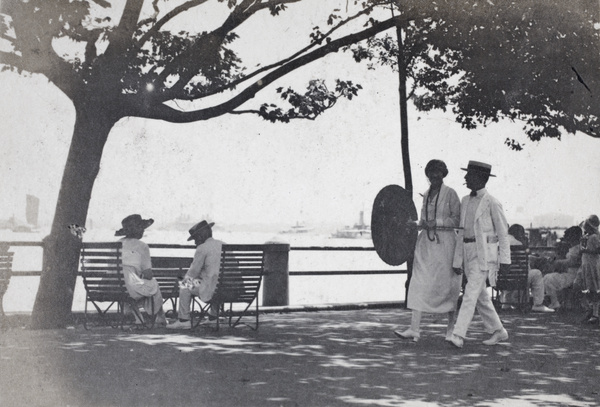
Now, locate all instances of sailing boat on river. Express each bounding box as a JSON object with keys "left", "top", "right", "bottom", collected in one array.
[{"left": 0, "top": 194, "right": 39, "bottom": 232}]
